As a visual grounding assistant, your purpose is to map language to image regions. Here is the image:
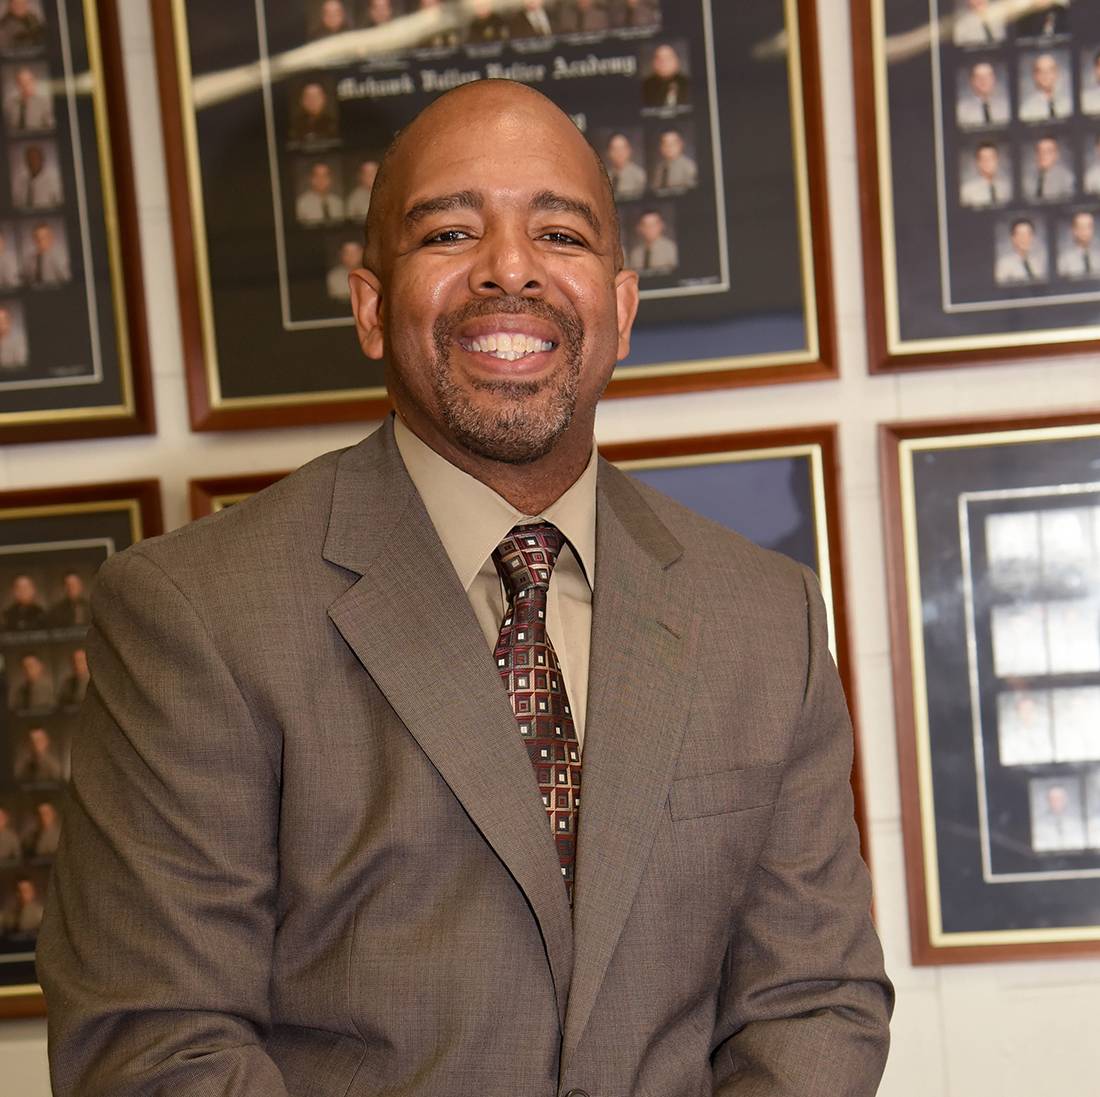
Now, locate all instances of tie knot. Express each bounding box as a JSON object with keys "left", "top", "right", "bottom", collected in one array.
[{"left": 492, "top": 522, "right": 565, "bottom": 601}]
